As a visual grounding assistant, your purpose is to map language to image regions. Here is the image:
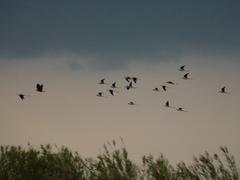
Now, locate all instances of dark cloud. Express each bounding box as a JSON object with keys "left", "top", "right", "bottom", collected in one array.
[{"left": 0, "top": 0, "right": 240, "bottom": 69}]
